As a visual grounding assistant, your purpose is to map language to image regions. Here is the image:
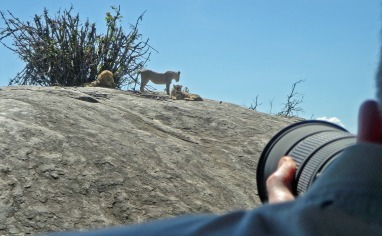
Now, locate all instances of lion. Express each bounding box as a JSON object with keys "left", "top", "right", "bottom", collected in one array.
[
  {"left": 139, "top": 69, "right": 180, "bottom": 95},
  {"left": 86, "top": 70, "right": 116, "bottom": 88},
  {"left": 171, "top": 85, "right": 203, "bottom": 101}
]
